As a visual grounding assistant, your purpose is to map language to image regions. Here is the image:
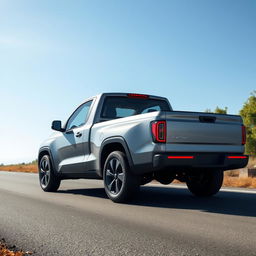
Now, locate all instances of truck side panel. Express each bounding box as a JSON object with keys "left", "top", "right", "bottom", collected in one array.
[{"left": 90, "top": 112, "right": 162, "bottom": 175}]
